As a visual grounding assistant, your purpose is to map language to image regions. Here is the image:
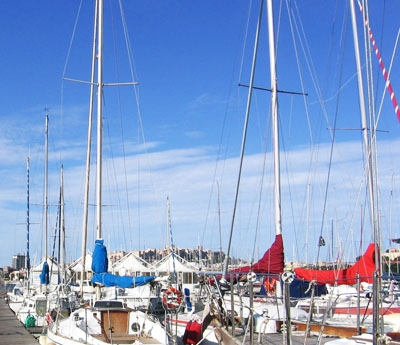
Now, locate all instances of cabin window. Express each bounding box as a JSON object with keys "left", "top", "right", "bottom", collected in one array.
[
  {"left": 36, "top": 299, "right": 47, "bottom": 316},
  {"left": 94, "top": 300, "right": 124, "bottom": 309}
]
